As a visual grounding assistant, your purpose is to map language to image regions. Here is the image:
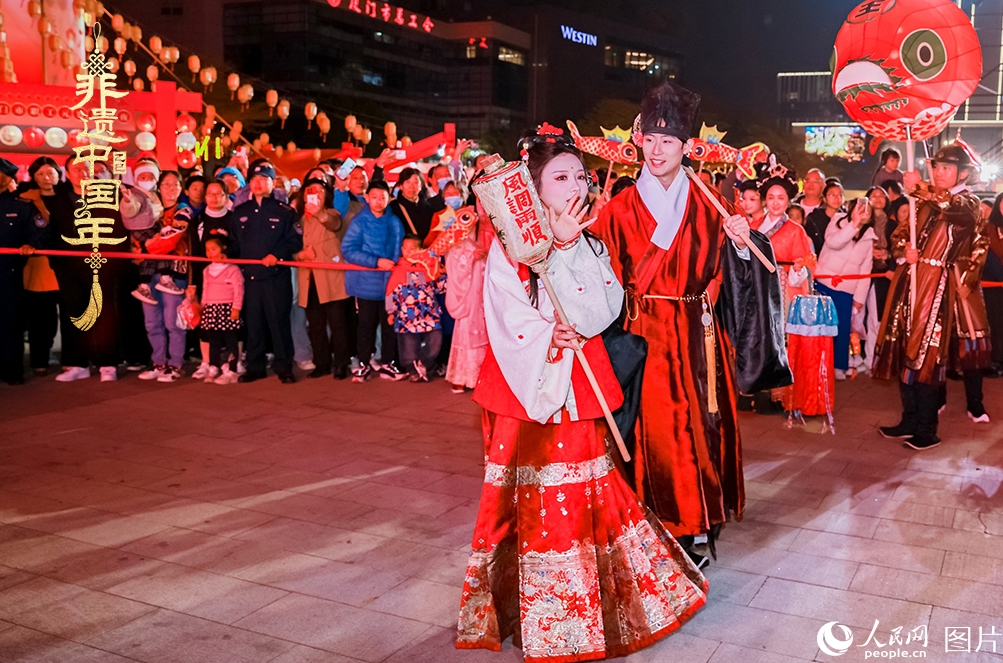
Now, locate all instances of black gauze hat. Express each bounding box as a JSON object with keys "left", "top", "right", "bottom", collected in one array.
[{"left": 635, "top": 82, "right": 701, "bottom": 142}]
